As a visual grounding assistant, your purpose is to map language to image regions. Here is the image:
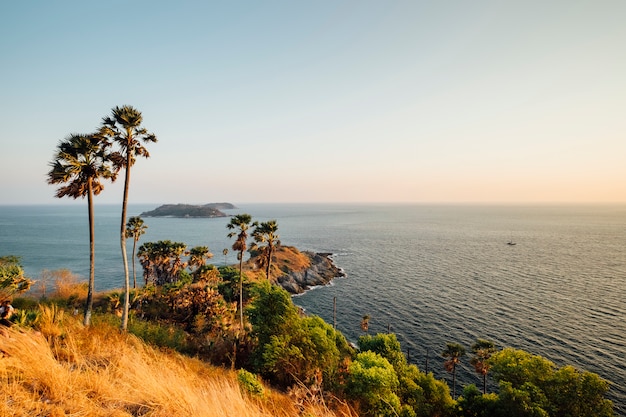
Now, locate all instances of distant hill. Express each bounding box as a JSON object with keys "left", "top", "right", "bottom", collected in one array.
[{"left": 140, "top": 203, "right": 236, "bottom": 218}]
